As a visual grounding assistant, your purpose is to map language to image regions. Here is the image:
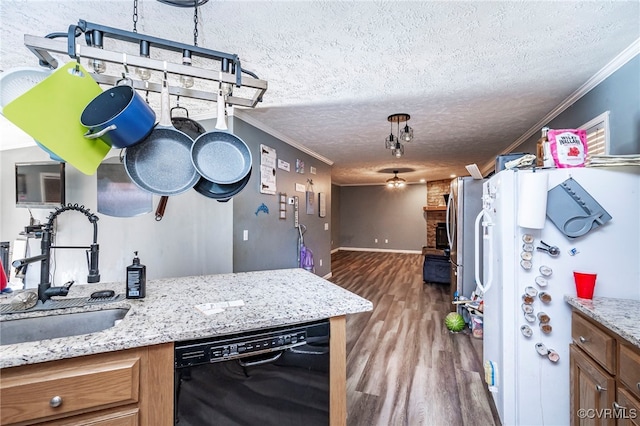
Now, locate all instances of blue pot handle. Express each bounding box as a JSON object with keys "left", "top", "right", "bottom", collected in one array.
[{"left": 85, "top": 124, "right": 117, "bottom": 139}]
